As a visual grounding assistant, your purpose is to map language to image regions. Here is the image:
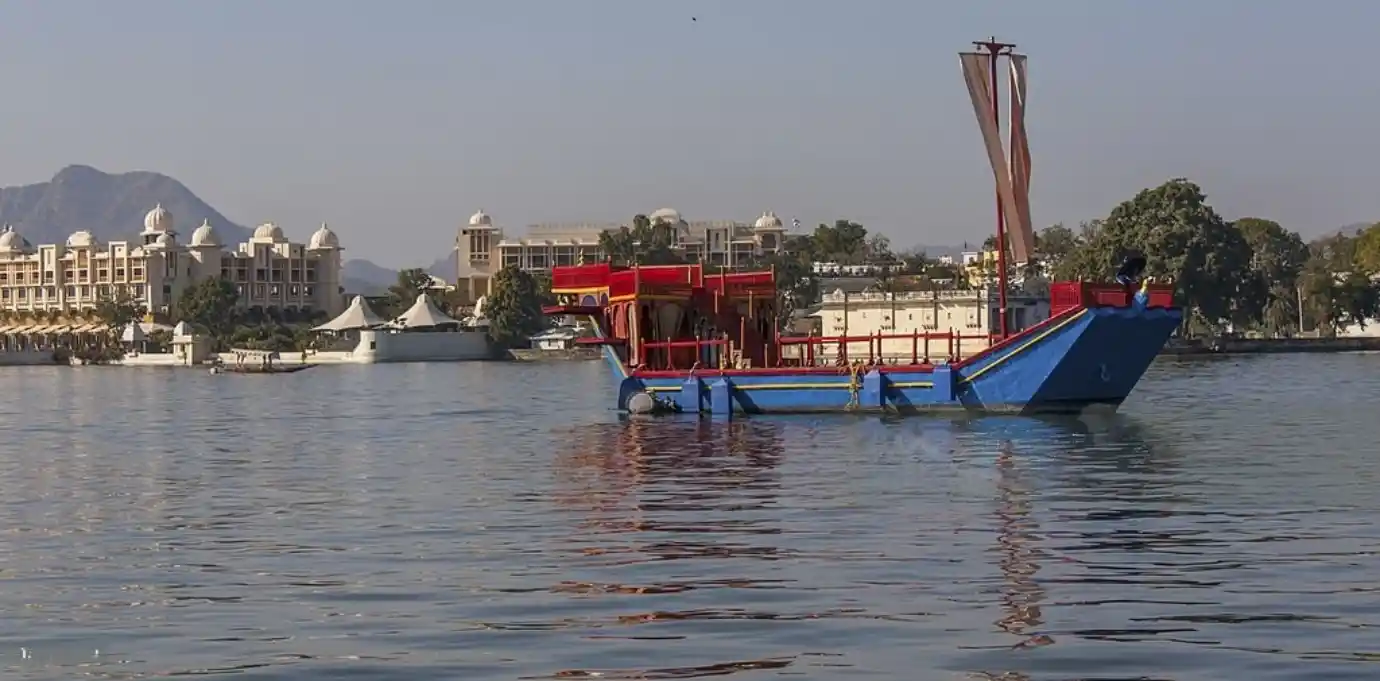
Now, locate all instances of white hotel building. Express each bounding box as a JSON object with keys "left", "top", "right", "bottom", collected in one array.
[{"left": 0, "top": 204, "right": 346, "bottom": 321}]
